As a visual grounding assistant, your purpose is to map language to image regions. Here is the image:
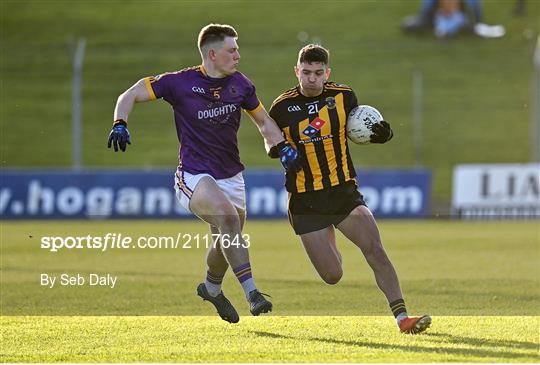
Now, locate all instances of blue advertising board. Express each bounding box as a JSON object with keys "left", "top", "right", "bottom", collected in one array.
[{"left": 0, "top": 169, "right": 431, "bottom": 219}]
